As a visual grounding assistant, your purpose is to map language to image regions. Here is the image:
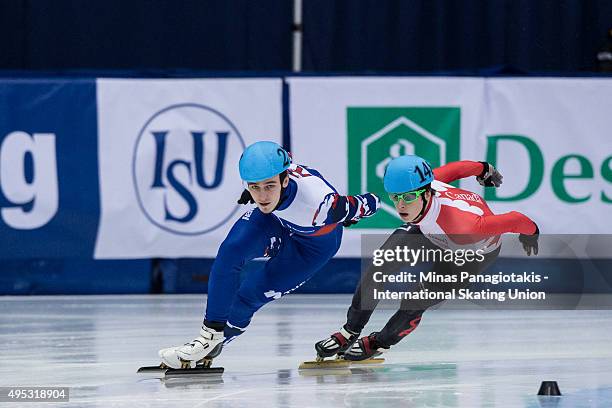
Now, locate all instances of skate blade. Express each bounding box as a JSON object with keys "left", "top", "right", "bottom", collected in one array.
[
  {"left": 137, "top": 365, "right": 167, "bottom": 373},
  {"left": 298, "top": 357, "right": 385, "bottom": 370},
  {"left": 350, "top": 357, "right": 385, "bottom": 366},
  {"left": 164, "top": 367, "right": 224, "bottom": 377},
  {"left": 298, "top": 359, "right": 351, "bottom": 369},
  {"left": 137, "top": 365, "right": 224, "bottom": 376}
]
